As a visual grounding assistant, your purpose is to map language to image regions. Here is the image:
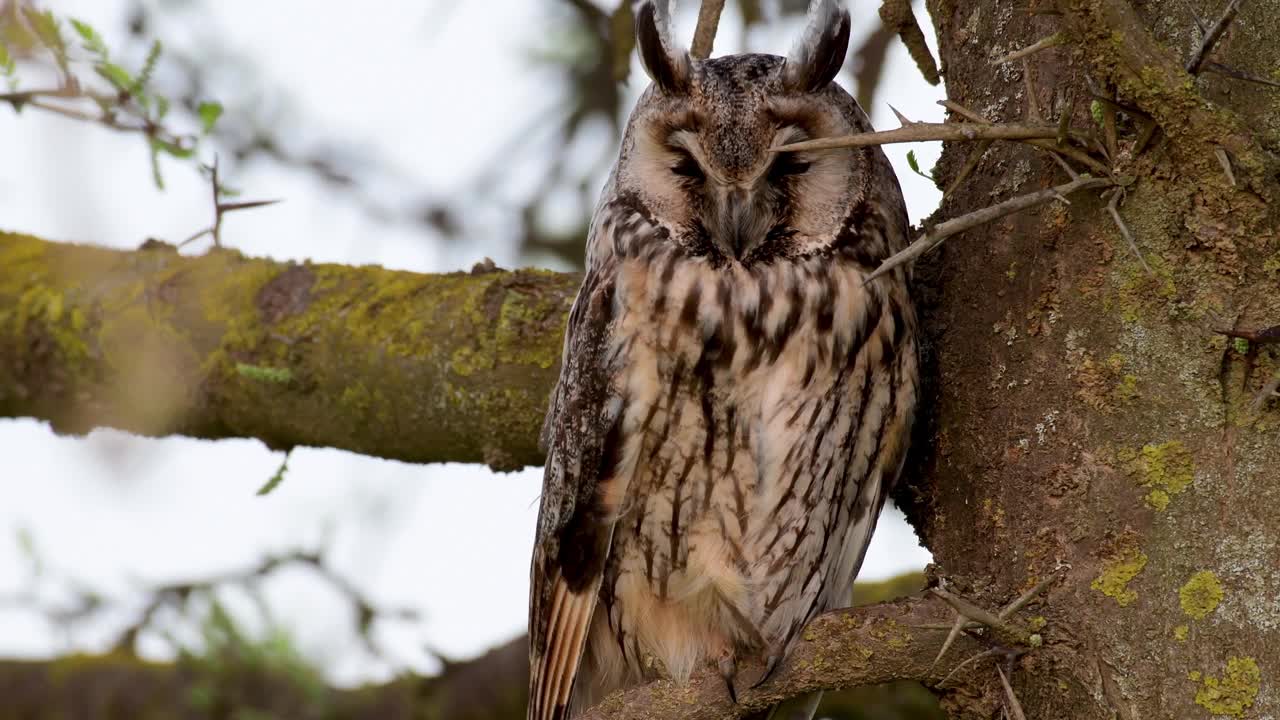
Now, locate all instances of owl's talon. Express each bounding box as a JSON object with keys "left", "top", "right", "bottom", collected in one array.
[
  {"left": 749, "top": 654, "right": 782, "bottom": 690},
  {"left": 718, "top": 655, "right": 738, "bottom": 703}
]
